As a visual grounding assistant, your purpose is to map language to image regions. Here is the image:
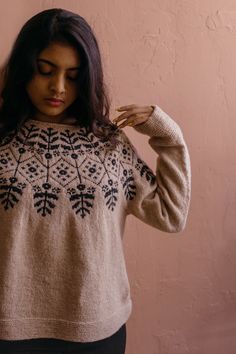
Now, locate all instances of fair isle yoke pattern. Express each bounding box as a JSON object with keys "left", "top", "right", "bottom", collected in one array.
[
  {"left": 0, "top": 105, "right": 191, "bottom": 342},
  {"left": 0, "top": 120, "right": 155, "bottom": 218}
]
